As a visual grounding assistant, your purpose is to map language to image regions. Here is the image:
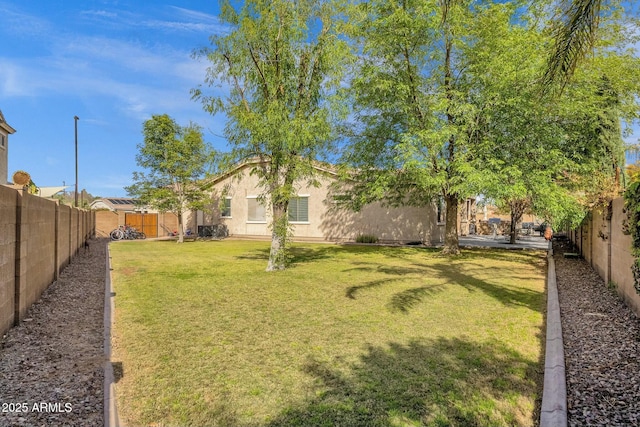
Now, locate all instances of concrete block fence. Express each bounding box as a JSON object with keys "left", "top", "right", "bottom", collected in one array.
[
  {"left": 568, "top": 197, "right": 640, "bottom": 317},
  {"left": 0, "top": 185, "right": 95, "bottom": 335}
]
